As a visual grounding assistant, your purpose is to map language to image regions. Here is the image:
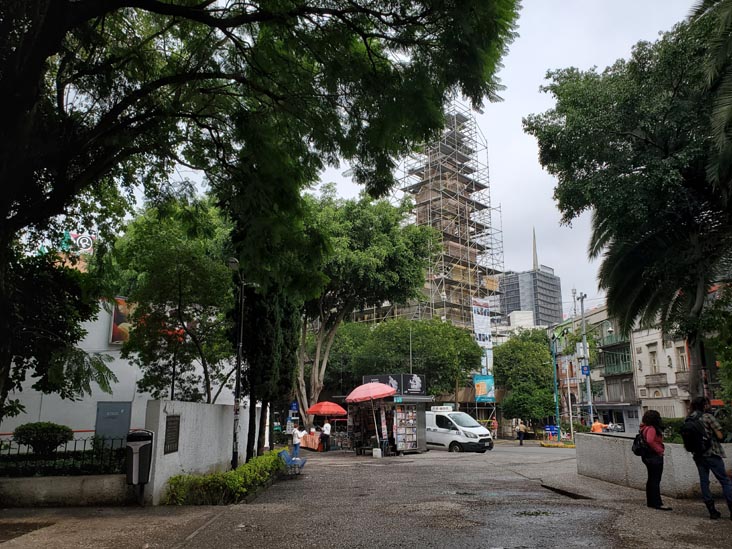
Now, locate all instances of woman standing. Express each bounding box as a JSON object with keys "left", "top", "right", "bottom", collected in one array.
[{"left": 640, "top": 410, "right": 672, "bottom": 511}]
